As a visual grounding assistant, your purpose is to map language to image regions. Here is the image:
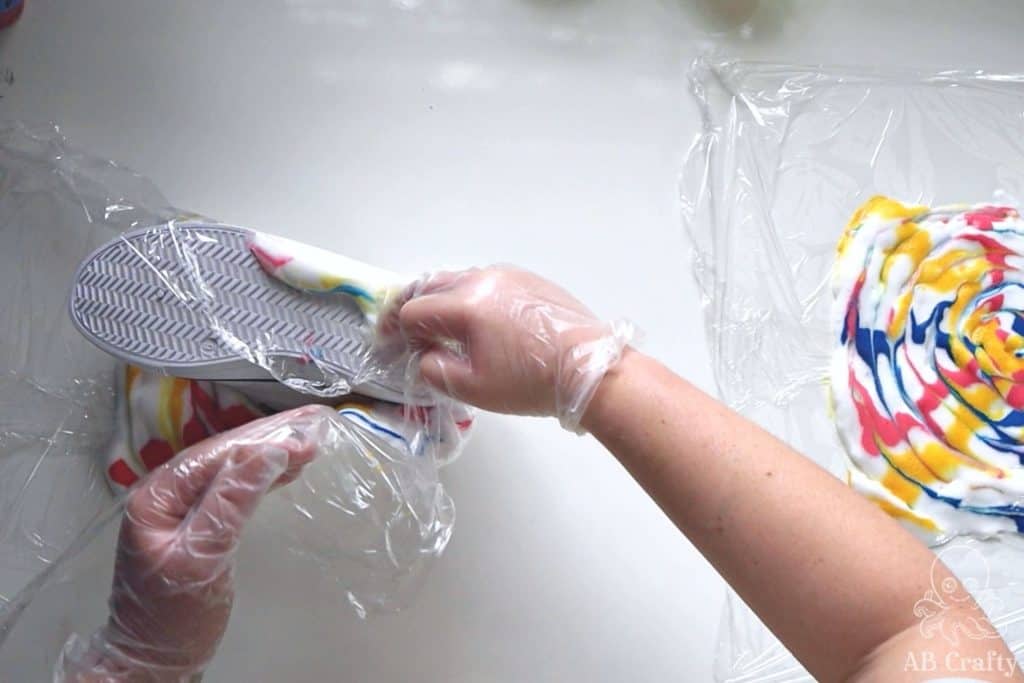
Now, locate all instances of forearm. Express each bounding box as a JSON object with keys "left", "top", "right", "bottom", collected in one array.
[
  {"left": 582, "top": 349, "right": 1013, "bottom": 681},
  {"left": 391, "top": 264, "right": 1017, "bottom": 678}
]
